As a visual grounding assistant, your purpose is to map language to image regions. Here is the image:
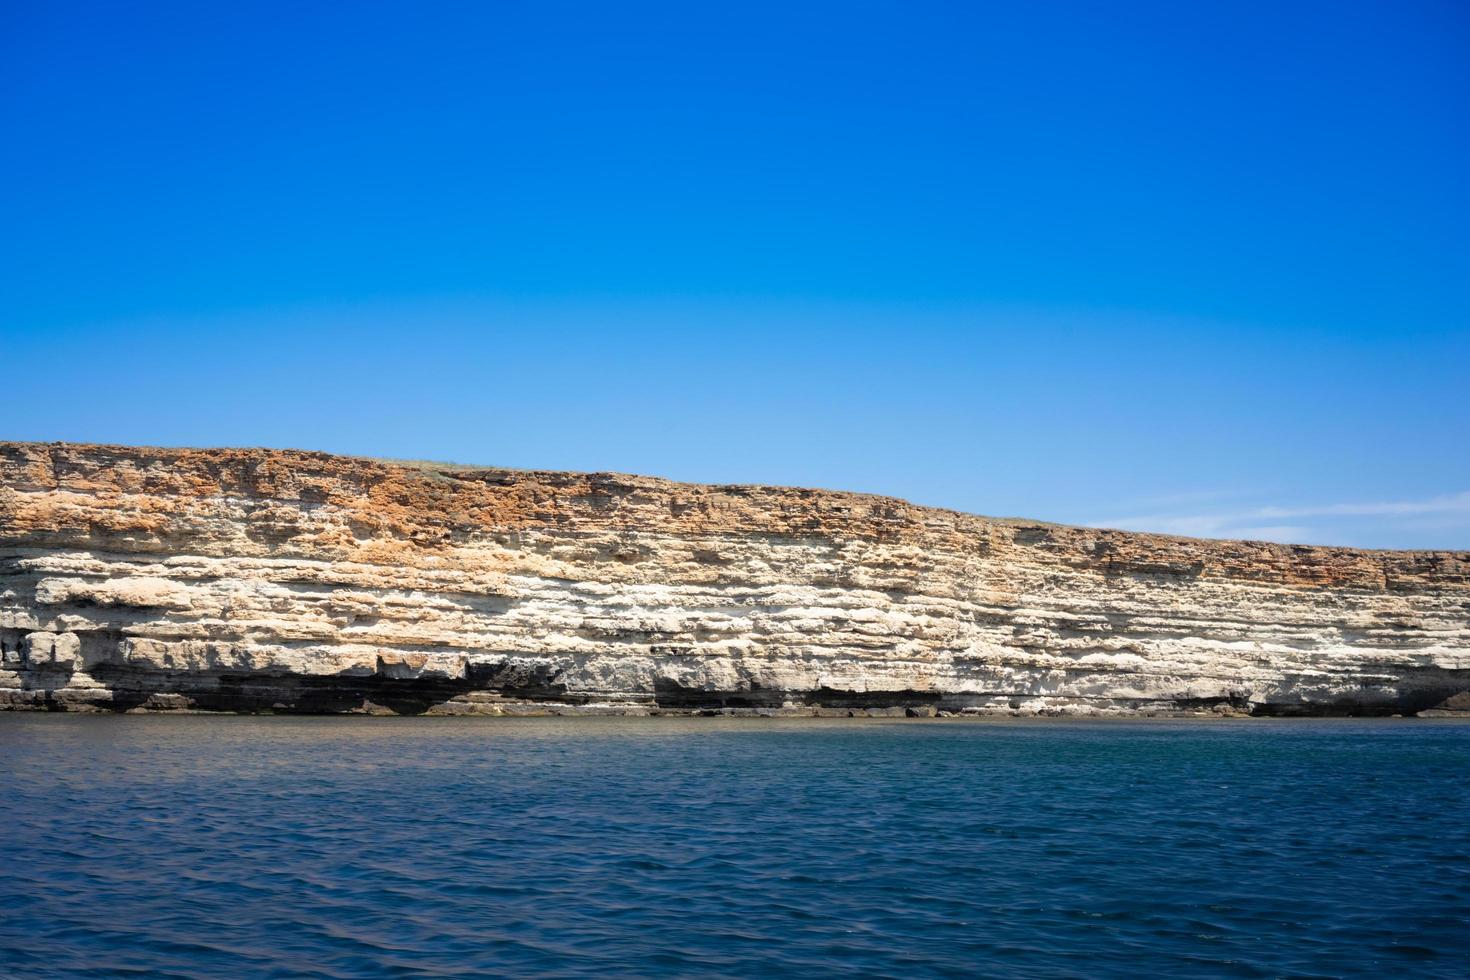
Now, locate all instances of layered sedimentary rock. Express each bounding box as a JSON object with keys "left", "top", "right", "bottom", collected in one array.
[{"left": 2, "top": 442, "right": 1468, "bottom": 716}]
